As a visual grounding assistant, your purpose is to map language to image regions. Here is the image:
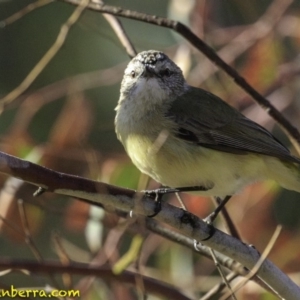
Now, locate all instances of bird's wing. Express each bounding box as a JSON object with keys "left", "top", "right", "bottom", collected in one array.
[{"left": 166, "top": 86, "right": 300, "bottom": 163}]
